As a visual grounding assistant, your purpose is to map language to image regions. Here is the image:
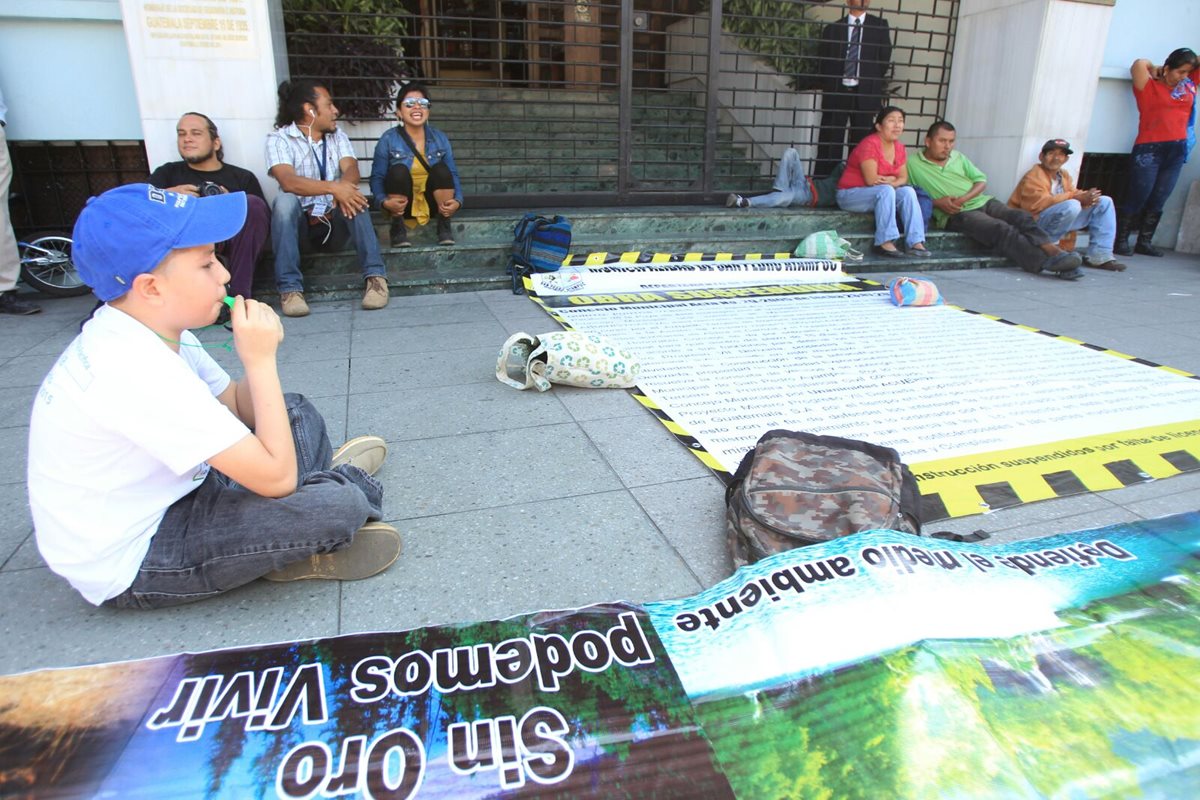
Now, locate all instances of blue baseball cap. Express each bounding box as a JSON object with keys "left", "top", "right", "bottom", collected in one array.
[{"left": 73, "top": 184, "right": 247, "bottom": 301}]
